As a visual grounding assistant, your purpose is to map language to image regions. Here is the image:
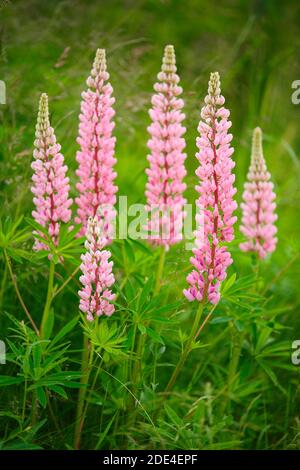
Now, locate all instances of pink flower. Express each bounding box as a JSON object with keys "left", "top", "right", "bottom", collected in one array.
[
  {"left": 78, "top": 216, "right": 116, "bottom": 321},
  {"left": 31, "top": 93, "right": 72, "bottom": 251},
  {"left": 184, "top": 72, "right": 237, "bottom": 305},
  {"left": 240, "top": 127, "right": 277, "bottom": 258},
  {"left": 75, "top": 49, "right": 117, "bottom": 243},
  {"left": 145, "top": 45, "right": 187, "bottom": 249}
]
